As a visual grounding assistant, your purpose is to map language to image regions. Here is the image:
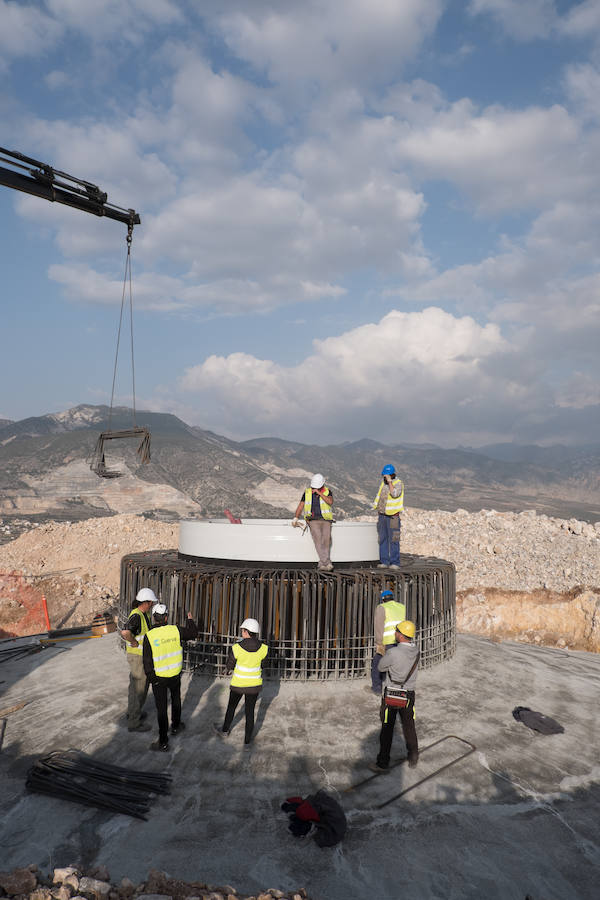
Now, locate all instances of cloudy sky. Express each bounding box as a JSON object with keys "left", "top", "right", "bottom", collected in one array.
[{"left": 1, "top": 0, "right": 599, "bottom": 446}]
